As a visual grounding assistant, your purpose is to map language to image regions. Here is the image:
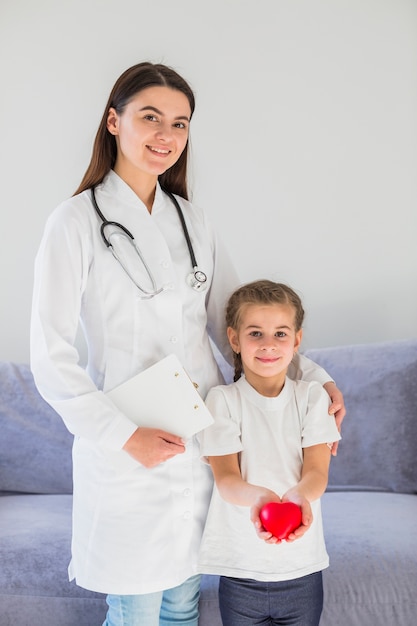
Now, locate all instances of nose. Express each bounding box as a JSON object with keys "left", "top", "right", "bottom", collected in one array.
[
  {"left": 155, "top": 122, "right": 173, "bottom": 141},
  {"left": 260, "top": 337, "right": 276, "bottom": 350}
]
